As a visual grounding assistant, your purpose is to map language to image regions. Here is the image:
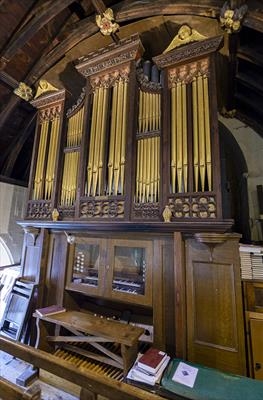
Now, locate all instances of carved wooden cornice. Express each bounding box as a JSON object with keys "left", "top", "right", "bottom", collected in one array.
[
  {"left": 31, "top": 88, "right": 66, "bottom": 110},
  {"left": 75, "top": 34, "right": 144, "bottom": 77},
  {"left": 153, "top": 35, "right": 223, "bottom": 69}
]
